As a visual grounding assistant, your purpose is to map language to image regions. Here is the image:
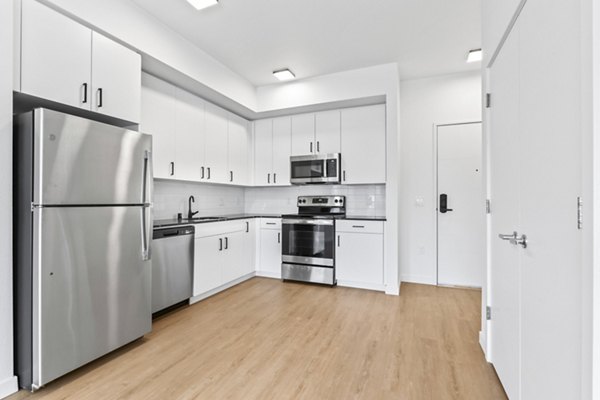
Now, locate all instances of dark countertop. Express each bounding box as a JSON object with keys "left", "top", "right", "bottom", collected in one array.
[{"left": 153, "top": 214, "right": 386, "bottom": 228}]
